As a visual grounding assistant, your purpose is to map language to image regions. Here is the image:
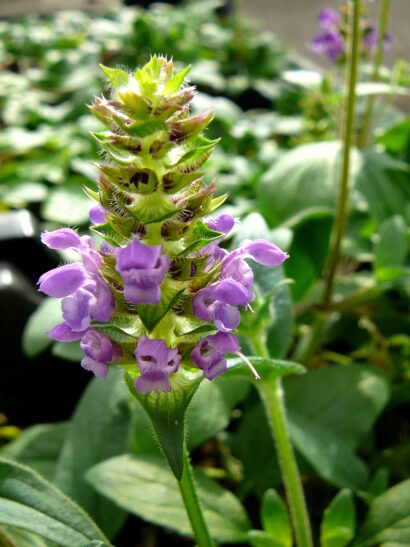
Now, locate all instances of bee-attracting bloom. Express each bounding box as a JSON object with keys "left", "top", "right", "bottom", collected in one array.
[{"left": 37, "top": 56, "right": 288, "bottom": 393}]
